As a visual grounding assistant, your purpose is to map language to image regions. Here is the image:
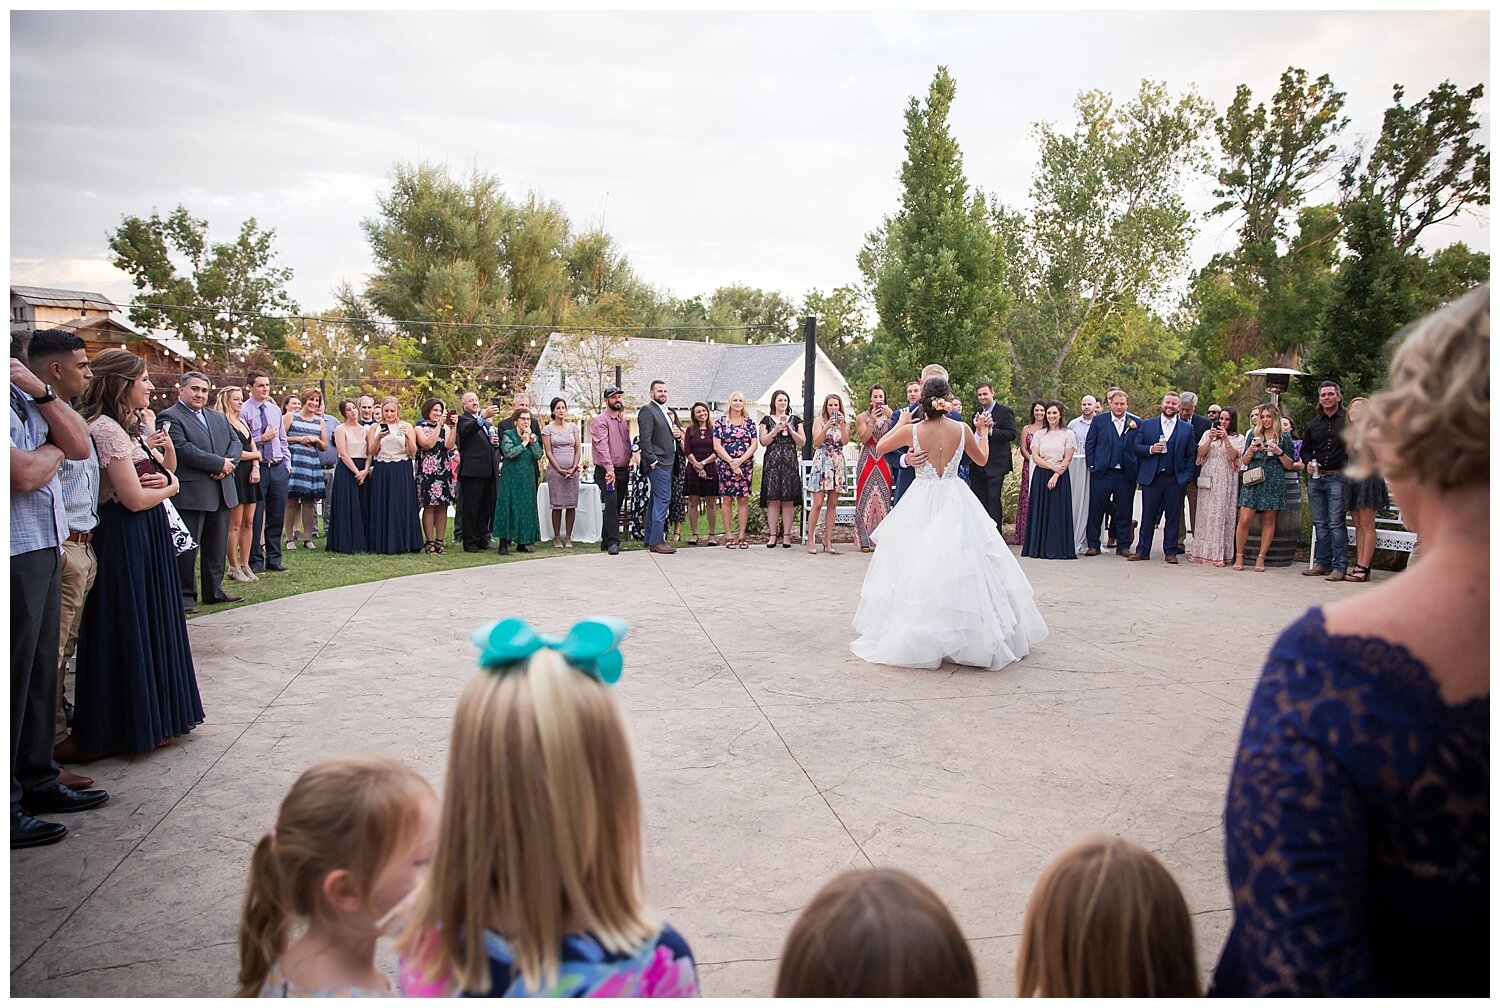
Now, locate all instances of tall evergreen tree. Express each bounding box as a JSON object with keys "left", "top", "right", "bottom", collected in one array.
[{"left": 859, "top": 67, "right": 1010, "bottom": 396}]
